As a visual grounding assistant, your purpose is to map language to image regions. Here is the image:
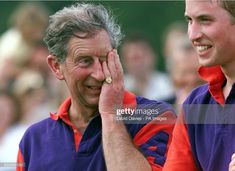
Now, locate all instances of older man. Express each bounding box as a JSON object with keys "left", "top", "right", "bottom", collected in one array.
[{"left": 17, "top": 3, "right": 176, "bottom": 171}]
